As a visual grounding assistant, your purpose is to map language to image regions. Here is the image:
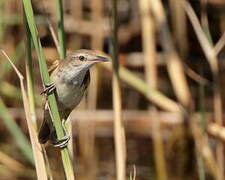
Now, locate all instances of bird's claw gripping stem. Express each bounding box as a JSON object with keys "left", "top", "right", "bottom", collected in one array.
[
  {"left": 52, "top": 119, "right": 70, "bottom": 149},
  {"left": 52, "top": 135, "right": 70, "bottom": 149},
  {"left": 41, "top": 82, "right": 56, "bottom": 95}
]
